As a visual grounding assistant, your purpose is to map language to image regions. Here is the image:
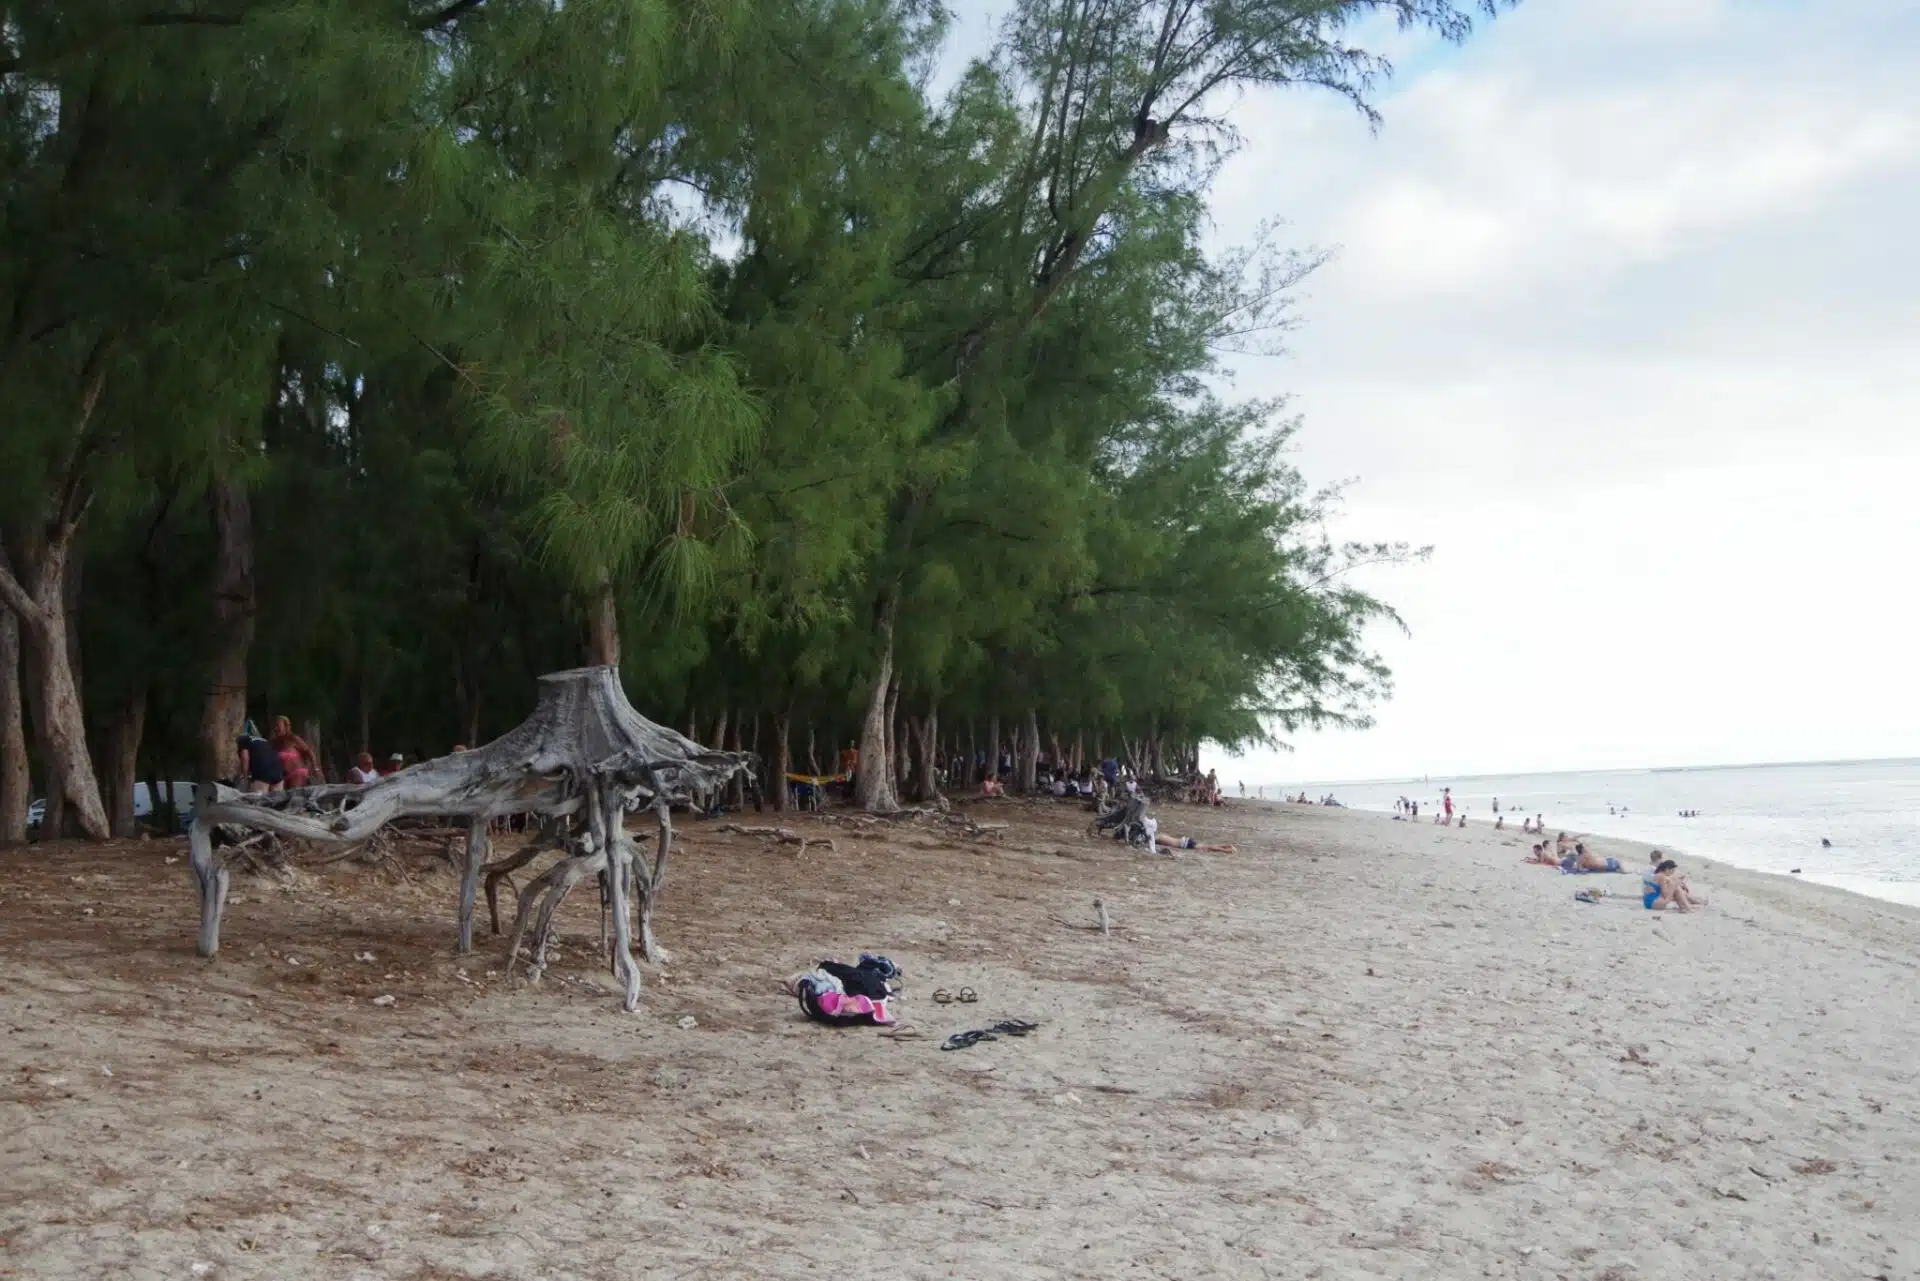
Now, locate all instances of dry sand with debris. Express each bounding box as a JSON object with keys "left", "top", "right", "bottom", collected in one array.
[{"left": 4, "top": 798, "right": 1918, "bottom": 1280}]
